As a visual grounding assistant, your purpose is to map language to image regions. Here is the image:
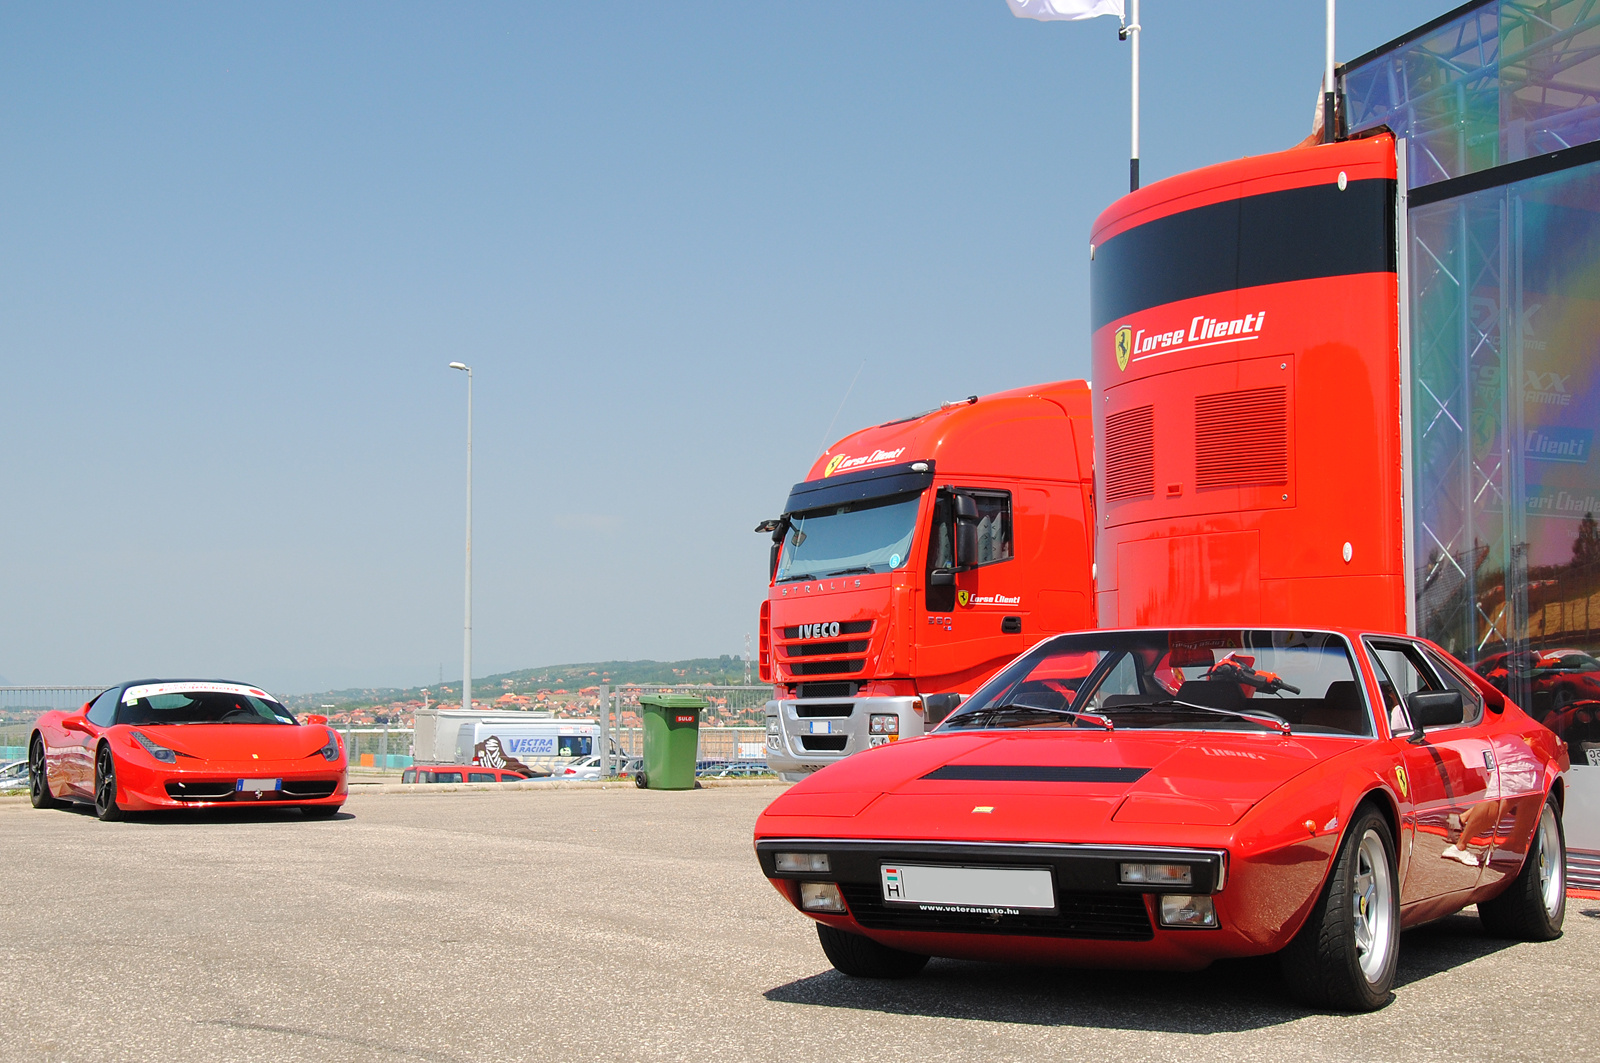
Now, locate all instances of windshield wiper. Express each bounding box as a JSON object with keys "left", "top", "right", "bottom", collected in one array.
[
  {"left": 1112, "top": 699, "right": 1292, "bottom": 735},
  {"left": 825, "top": 566, "right": 878, "bottom": 577},
  {"left": 776, "top": 573, "right": 817, "bottom": 583},
  {"left": 951, "top": 703, "right": 1114, "bottom": 731}
]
